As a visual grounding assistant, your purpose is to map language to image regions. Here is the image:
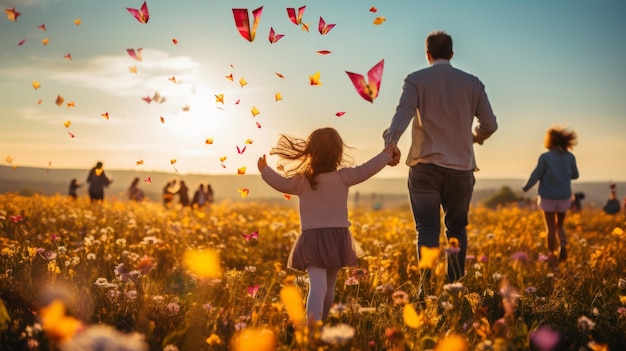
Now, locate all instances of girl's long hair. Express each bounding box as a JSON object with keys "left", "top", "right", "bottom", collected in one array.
[
  {"left": 270, "top": 127, "right": 352, "bottom": 189},
  {"left": 544, "top": 126, "right": 577, "bottom": 152}
]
